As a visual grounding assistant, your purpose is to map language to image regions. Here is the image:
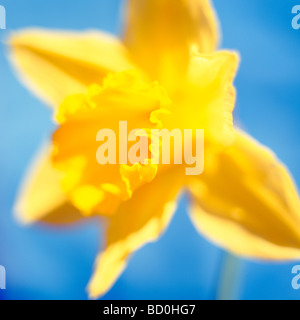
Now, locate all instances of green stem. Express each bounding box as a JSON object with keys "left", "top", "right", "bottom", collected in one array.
[{"left": 216, "top": 253, "right": 242, "bottom": 300}]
